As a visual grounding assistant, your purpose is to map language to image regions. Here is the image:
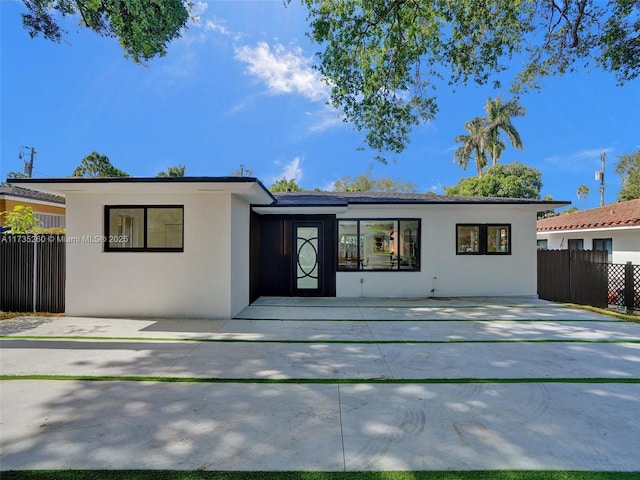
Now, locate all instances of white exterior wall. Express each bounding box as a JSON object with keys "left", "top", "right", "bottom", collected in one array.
[
  {"left": 336, "top": 204, "right": 539, "bottom": 298},
  {"left": 537, "top": 228, "right": 640, "bottom": 264},
  {"left": 65, "top": 191, "right": 235, "bottom": 318},
  {"left": 229, "top": 194, "right": 251, "bottom": 316}
]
